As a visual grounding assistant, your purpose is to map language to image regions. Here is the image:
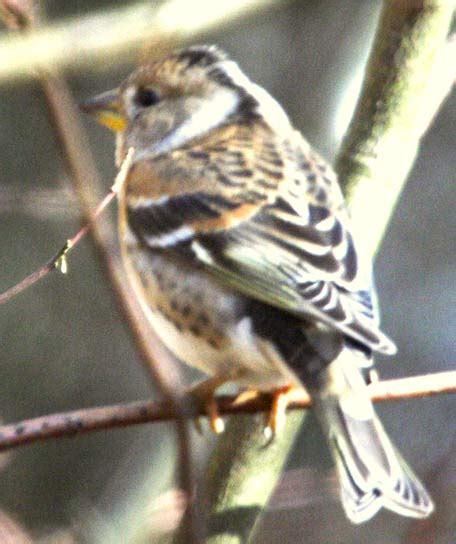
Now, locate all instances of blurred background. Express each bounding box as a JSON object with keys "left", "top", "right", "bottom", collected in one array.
[{"left": 0, "top": 0, "right": 455, "bottom": 542}]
